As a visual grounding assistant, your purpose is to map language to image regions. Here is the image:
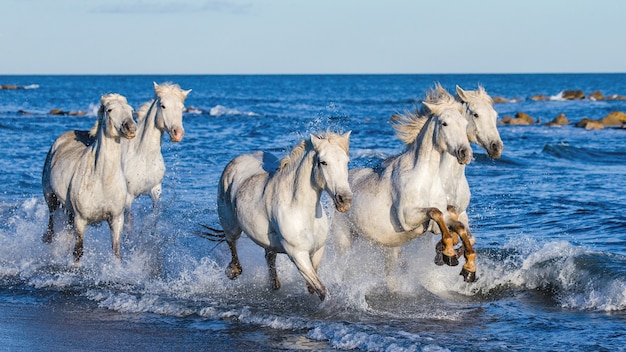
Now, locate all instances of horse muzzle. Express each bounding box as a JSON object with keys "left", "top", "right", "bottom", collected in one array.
[
  {"left": 169, "top": 127, "right": 185, "bottom": 142},
  {"left": 333, "top": 192, "right": 353, "bottom": 213},
  {"left": 487, "top": 140, "right": 503, "bottom": 159},
  {"left": 122, "top": 120, "right": 137, "bottom": 139},
  {"left": 456, "top": 146, "right": 472, "bottom": 165}
]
